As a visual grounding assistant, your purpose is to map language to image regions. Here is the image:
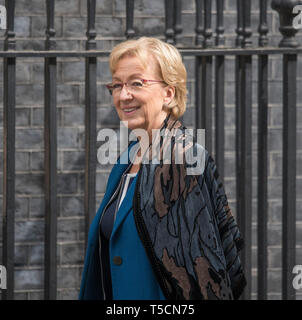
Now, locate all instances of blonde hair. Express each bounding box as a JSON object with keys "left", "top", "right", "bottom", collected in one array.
[{"left": 109, "top": 37, "right": 187, "bottom": 119}]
